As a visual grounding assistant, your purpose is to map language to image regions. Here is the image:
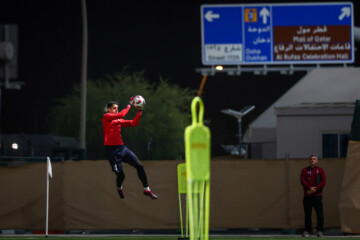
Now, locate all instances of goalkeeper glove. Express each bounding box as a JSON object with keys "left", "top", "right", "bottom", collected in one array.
[{"left": 129, "top": 96, "right": 135, "bottom": 105}]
